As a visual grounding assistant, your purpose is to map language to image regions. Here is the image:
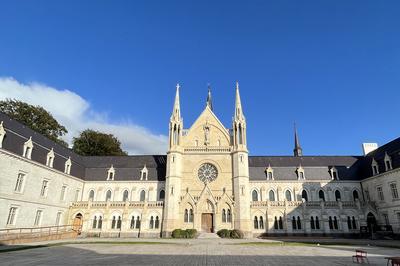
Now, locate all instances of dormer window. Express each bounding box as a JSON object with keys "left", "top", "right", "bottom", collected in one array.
[
  {"left": 0, "top": 121, "right": 5, "bottom": 148},
  {"left": 64, "top": 157, "right": 72, "bottom": 175},
  {"left": 46, "top": 148, "right": 55, "bottom": 168},
  {"left": 372, "top": 159, "right": 379, "bottom": 175},
  {"left": 296, "top": 166, "right": 305, "bottom": 180},
  {"left": 265, "top": 165, "right": 274, "bottom": 180},
  {"left": 107, "top": 165, "right": 115, "bottom": 180},
  {"left": 329, "top": 167, "right": 339, "bottom": 180},
  {"left": 23, "top": 137, "right": 33, "bottom": 159},
  {"left": 140, "top": 165, "right": 148, "bottom": 181},
  {"left": 384, "top": 153, "right": 393, "bottom": 171}
]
